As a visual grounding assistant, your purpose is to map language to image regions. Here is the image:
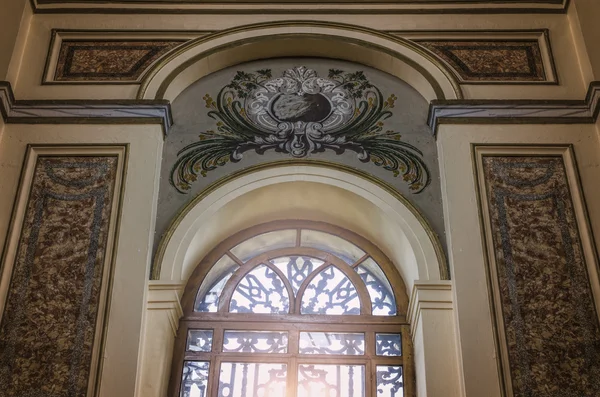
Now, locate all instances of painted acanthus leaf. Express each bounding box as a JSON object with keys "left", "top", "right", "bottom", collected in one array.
[{"left": 170, "top": 67, "right": 430, "bottom": 193}]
